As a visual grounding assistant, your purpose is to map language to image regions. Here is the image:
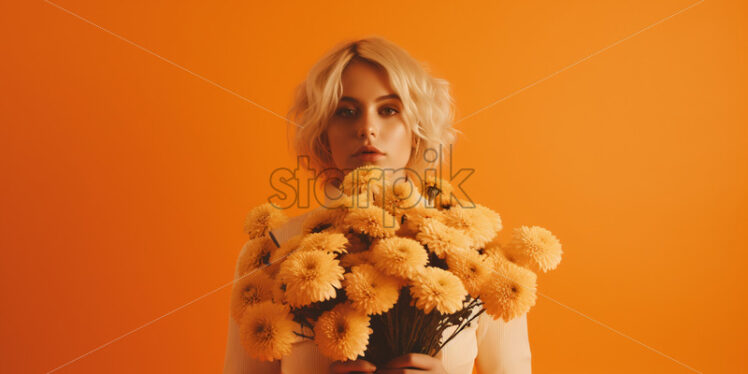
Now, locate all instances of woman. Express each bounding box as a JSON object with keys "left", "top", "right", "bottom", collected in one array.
[{"left": 223, "top": 36, "right": 532, "bottom": 374}]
